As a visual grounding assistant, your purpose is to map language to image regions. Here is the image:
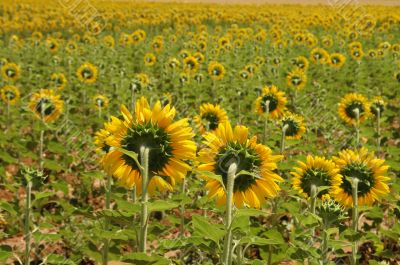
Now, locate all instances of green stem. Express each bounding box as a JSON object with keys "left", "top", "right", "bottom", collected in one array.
[
  {"left": 262, "top": 100, "right": 270, "bottom": 144},
  {"left": 39, "top": 130, "right": 44, "bottom": 171},
  {"left": 310, "top": 184, "right": 317, "bottom": 238},
  {"left": 321, "top": 220, "right": 329, "bottom": 265},
  {"left": 102, "top": 175, "right": 112, "bottom": 265},
  {"left": 24, "top": 181, "right": 32, "bottom": 265},
  {"left": 139, "top": 147, "right": 150, "bottom": 253},
  {"left": 351, "top": 178, "right": 359, "bottom": 265},
  {"left": 377, "top": 109, "right": 381, "bottom": 153},
  {"left": 280, "top": 124, "right": 289, "bottom": 154},
  {"left": 353, "top": 108, "right": 360, "bottom": 148},
  {"left": 222, "top": 163, "right": 237, "bottom": 265},
  {"left": 180, "top": 178, "right": 186, "bottom": 238}
]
